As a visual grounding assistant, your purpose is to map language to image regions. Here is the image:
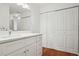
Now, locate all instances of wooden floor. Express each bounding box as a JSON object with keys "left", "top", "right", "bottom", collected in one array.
[{"left": 42, "top": 47, "right": 78, "bottom": 56}]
